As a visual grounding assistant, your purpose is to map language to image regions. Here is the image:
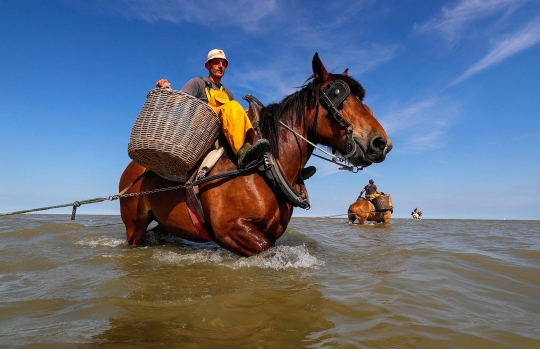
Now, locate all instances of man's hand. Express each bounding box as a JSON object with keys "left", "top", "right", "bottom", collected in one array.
[{"left": 156, "top": 79, "right": 171, "bottom": 89}]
